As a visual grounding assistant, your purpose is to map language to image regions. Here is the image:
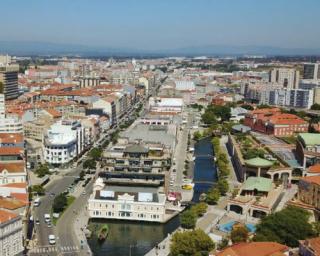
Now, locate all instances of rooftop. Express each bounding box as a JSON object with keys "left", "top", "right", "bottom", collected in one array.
[
  {"left": 0, "top": 209, "right": 18, "bottom": 224},
  {"left": 300, "top": 176, "right": 320, "bottom": 186},
  {"left": 215, "top": 242, "right": 288, "bottom": 256},
  {"left": 243, "top": 177, "right": 273, "bottom": 192},
  {"left": 298, "top": 133, "right": 320, "bottom": 146},
  {"left": 245, "top": 157, "right": 273, "bottom": 168},
  {"left": 308, "top": 164, "right": 320, "bottom": 174}
]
